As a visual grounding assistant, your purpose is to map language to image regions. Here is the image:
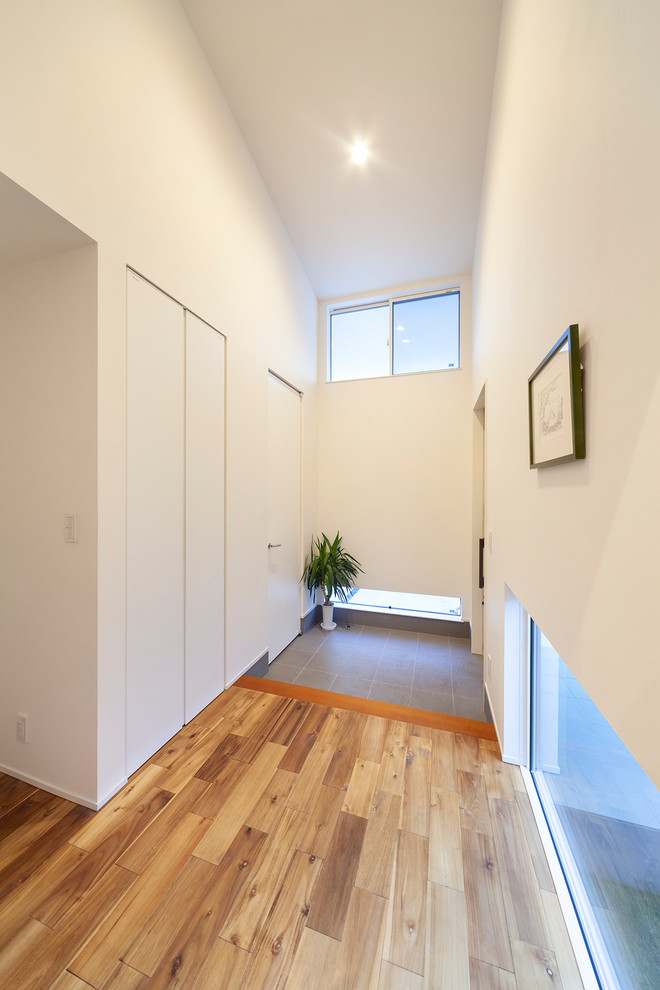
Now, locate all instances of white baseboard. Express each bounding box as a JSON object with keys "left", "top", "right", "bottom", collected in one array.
[
  {"left": 226, "top": 649, "right": 269, "bottom": 687},
  {"left": 0, "top": 762, "right": 101, "bottom": 811},
  {"left": 95, "top": 776, "right": 129, "bottom": 811},
  {"left": 484, "top": 680, "right": 505, "bottom": 757}
]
